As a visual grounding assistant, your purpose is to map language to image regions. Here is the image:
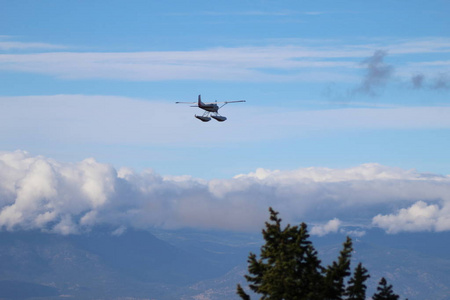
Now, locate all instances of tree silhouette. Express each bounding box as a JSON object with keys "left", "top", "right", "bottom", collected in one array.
[
  {"left": 346, "top": 263, "right": 370, "bottom": 300},
  {"left": 237, "top": 208, "right": 402, "bottom": 300},
  {"left": 237, "top": 208, "right": 323, "bottom": 300},
  {"left": 372, "top": 277, "right": 400, "bottom": 300}
]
